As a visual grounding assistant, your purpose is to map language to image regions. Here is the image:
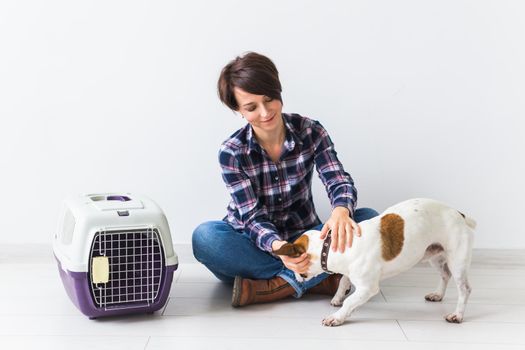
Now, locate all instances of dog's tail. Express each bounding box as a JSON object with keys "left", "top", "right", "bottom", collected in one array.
[{"left": 459, "top": 211, "right": 477, "bottom": 230}]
